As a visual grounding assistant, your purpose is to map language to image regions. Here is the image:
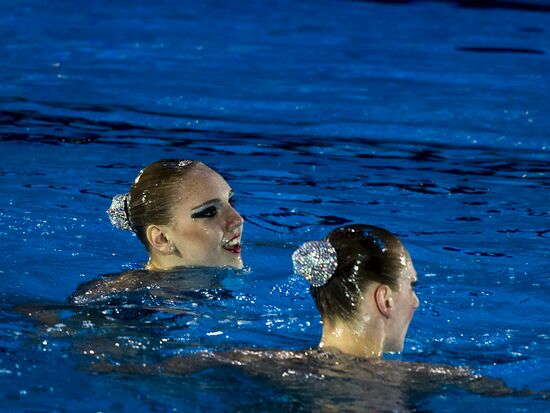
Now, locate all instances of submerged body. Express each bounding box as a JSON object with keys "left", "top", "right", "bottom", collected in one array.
[
  {"left": 68, "top": 266, "right": 241, "bottom": 305},
  {"left": 92, "top": 347, "right": 537, "bottom": 412}
]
